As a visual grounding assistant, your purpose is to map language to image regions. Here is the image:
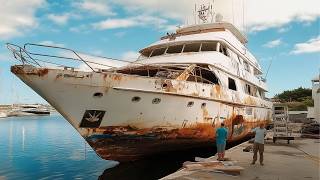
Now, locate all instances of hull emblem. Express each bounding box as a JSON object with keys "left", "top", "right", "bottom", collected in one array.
[{"left": 80, "top": 110, "right": 106, "bottom": 128}]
